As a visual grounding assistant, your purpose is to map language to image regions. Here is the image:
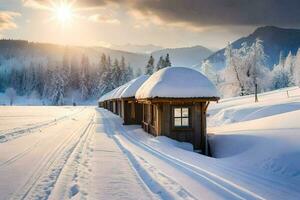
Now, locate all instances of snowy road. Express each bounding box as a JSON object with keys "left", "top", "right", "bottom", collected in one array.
[
  {"left": 1, "top": 104, "right": 299, "bottom": 200},
  {"left": 0, "top": 107, "right": 154, "bottom": 200}
]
